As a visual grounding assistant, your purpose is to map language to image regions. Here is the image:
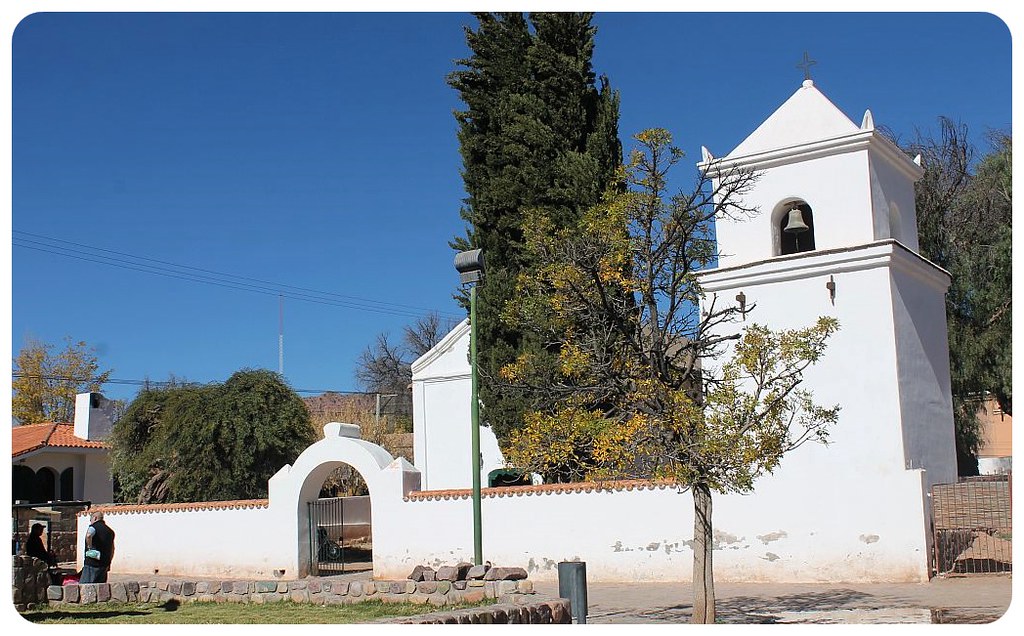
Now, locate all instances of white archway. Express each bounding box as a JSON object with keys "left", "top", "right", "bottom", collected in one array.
[{"left": 266, "top": 423, "right": 421, "bottom": 577}]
